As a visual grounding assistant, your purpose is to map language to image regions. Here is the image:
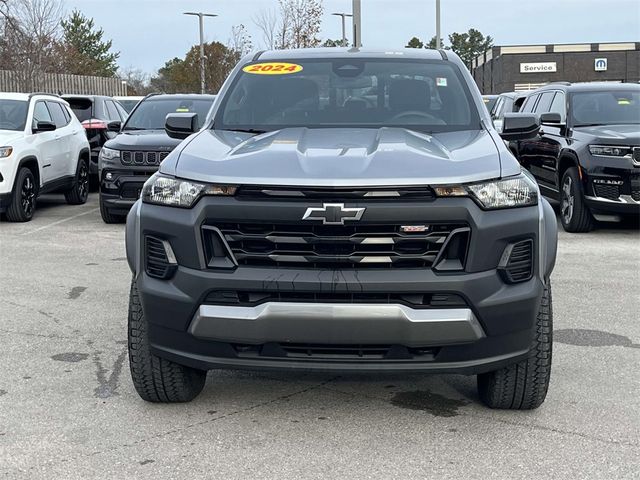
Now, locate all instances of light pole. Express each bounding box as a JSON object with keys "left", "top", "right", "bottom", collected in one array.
[
  {"left": 352, "top": 0, "right": 361, "bottom": 47},
  {"left": 435, "top": 0, "right": 441, "bottom": 50},
  {"left": 331, "top": 12, "right": 352, "bottom": 46},
  {"left": 184, "top": 12, "right": 218, "bottom": 94}
]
